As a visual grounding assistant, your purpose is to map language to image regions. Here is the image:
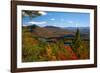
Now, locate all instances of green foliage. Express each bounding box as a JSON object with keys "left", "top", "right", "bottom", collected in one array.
[
  {"left": 71, "top": 28, "right": 89, "bottom": 59},
  {"left": 72, "top": 29, "right": 81, "bottom": 51},
  {"left": 22, "top": 34, "right": 70, "bottom": 62},
  {"left": 22, "top": 10, "right": 42, "bottom": 19},
  {"left": 22, "top": 27, "right": 89, "bottom": 62},
  {"left": 77, "top": 41, "right": 90, "bottom": 59}
]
